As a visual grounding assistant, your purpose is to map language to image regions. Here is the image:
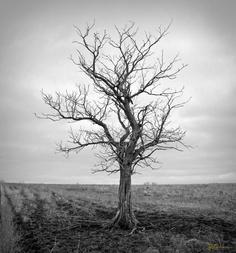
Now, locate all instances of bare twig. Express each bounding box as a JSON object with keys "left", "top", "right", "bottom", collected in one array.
[{"left": 49, "top": 237, "right": 58, "bottom": 253}]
